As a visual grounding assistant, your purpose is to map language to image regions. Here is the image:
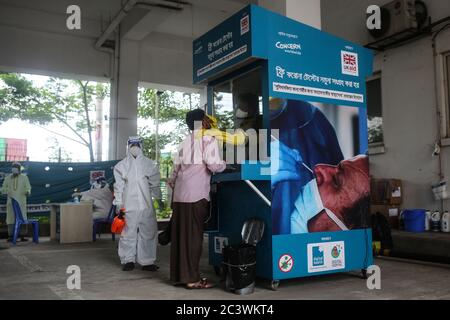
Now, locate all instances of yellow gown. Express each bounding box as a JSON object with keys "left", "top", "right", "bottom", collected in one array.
[
  {"left": 196, "top": 115, "right": 248, "bottom": 145},
  {"left": 1, "top": 174, "right": 31, "bottom": 224}
]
